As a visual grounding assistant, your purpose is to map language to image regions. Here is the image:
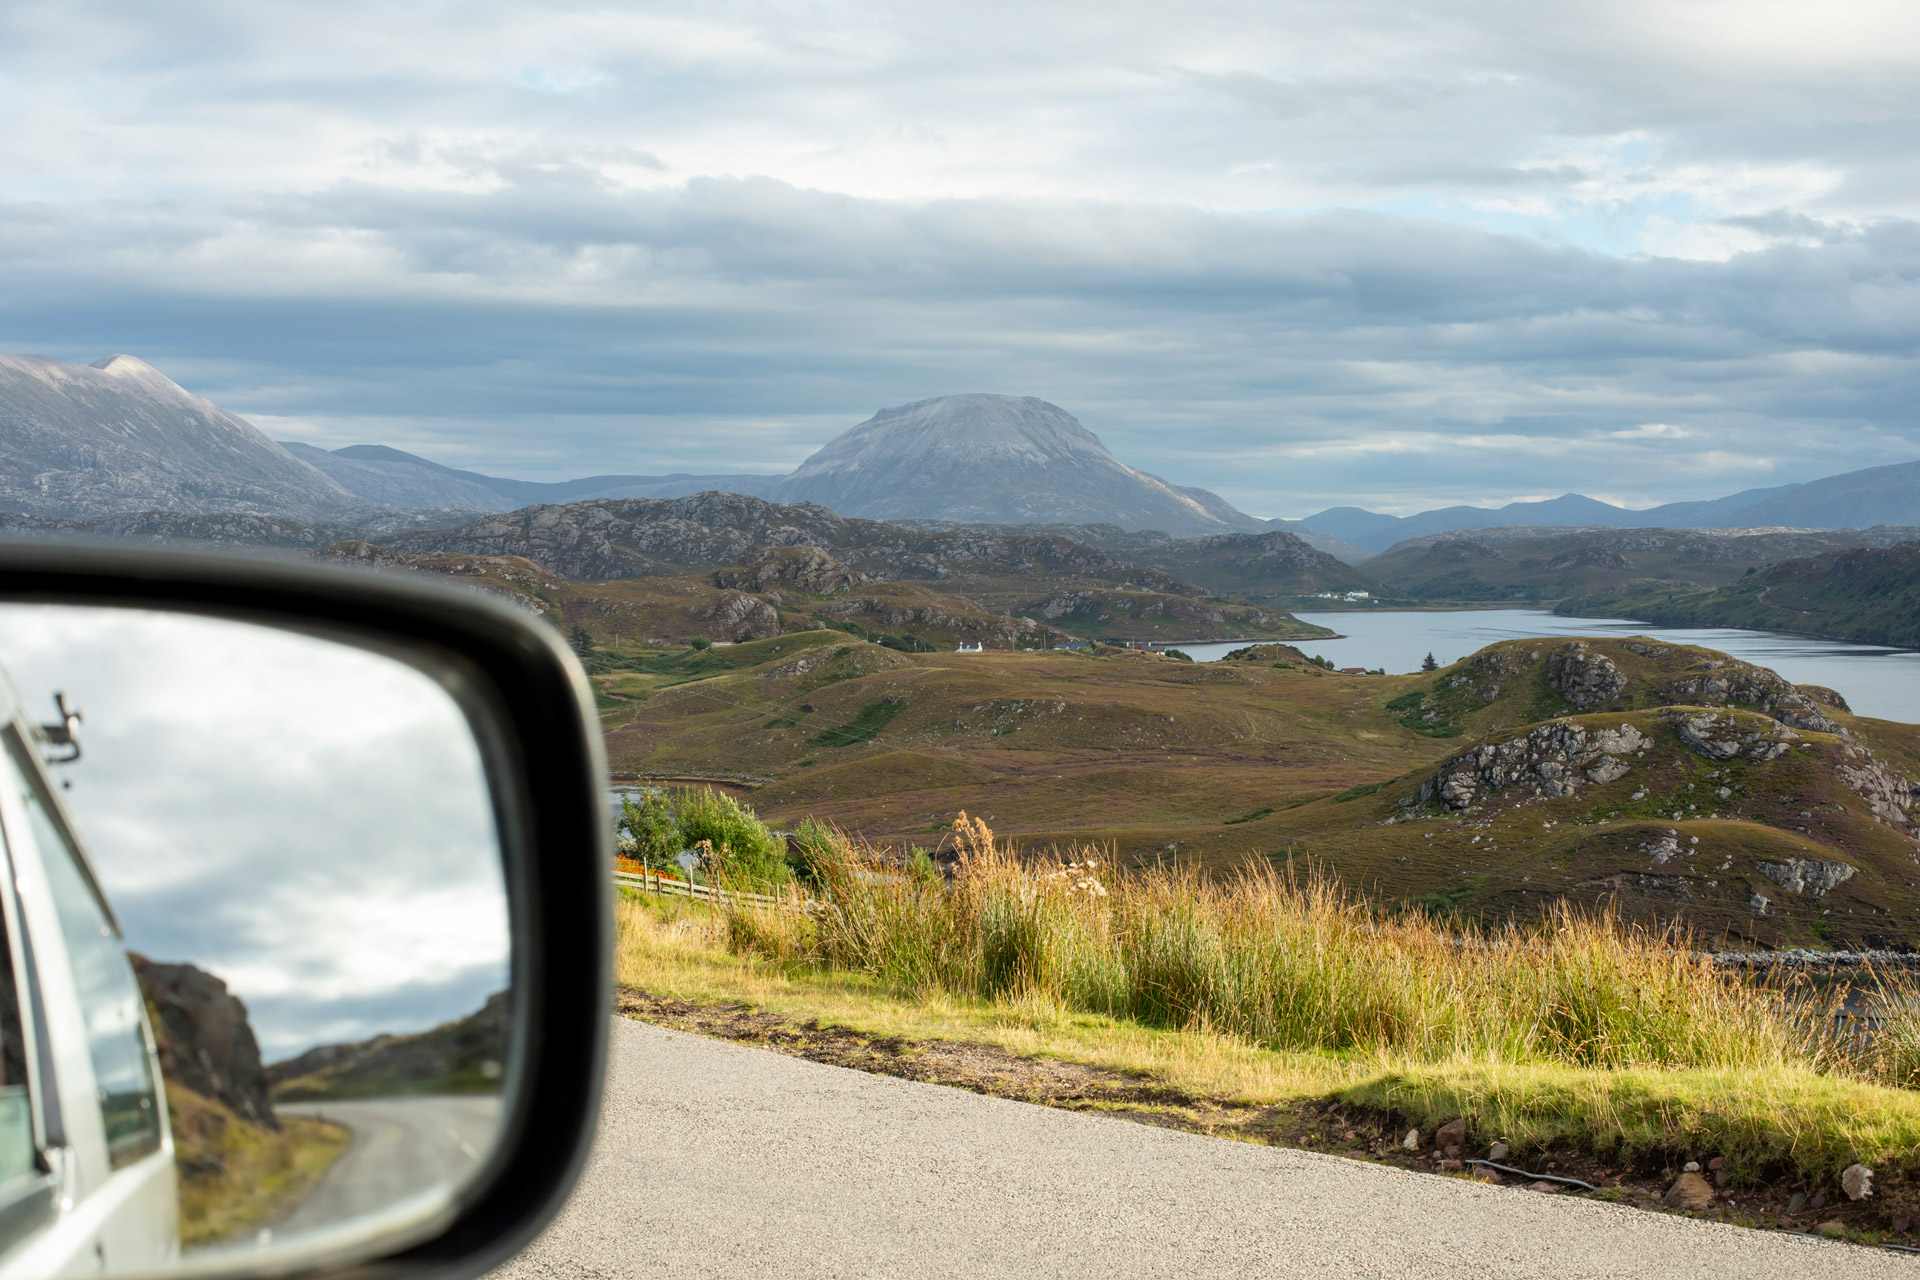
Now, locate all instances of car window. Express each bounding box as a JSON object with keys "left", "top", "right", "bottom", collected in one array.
[
  {"left": 1, "top": 736, "right": 161, "bottom": 1171},
  {"left": 0, "top": 850, "right": 34, "bottom": 1193}
]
